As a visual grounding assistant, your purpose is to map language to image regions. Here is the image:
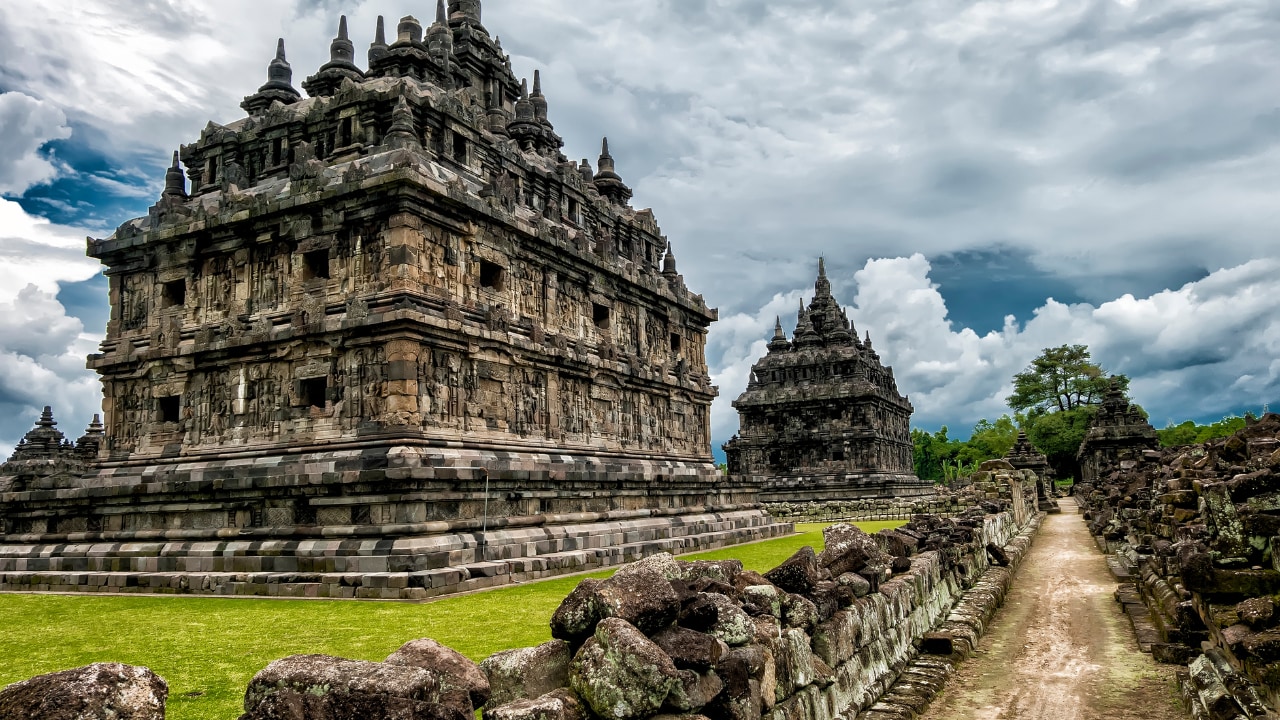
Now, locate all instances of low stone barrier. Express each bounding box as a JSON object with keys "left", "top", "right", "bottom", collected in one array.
[{"left": 1, "top": 479, "right": 1045, "bottom": 720}]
